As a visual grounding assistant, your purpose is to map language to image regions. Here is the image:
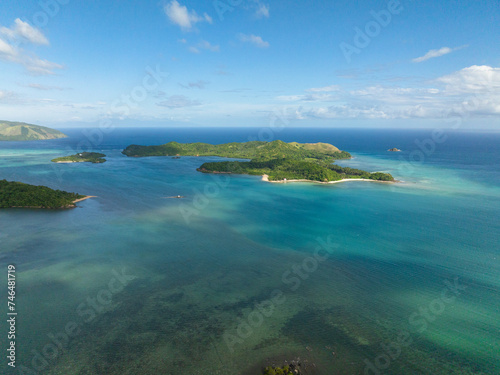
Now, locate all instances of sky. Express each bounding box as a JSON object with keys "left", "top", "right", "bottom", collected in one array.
[{"left": 0, "top": 0, "right": 499, "bottom": 129}]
